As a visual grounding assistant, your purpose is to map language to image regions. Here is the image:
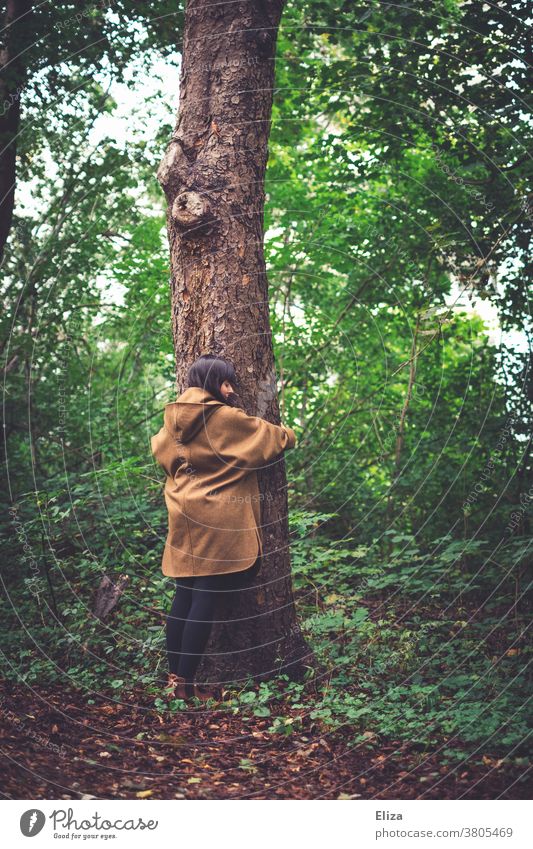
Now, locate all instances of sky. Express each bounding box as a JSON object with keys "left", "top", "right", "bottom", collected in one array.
[{"left": 88, "top": 53, "right": 181, "bottom": 150}]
